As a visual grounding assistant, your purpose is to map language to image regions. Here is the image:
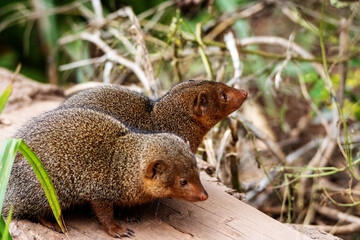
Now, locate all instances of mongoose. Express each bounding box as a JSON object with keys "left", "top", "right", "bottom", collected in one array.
[
  {"left": 2, "top": 108, "right": 208, "bottom": 238},
  {"left": 59, "top": 80, "right": 248, "bottom": 153}
]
